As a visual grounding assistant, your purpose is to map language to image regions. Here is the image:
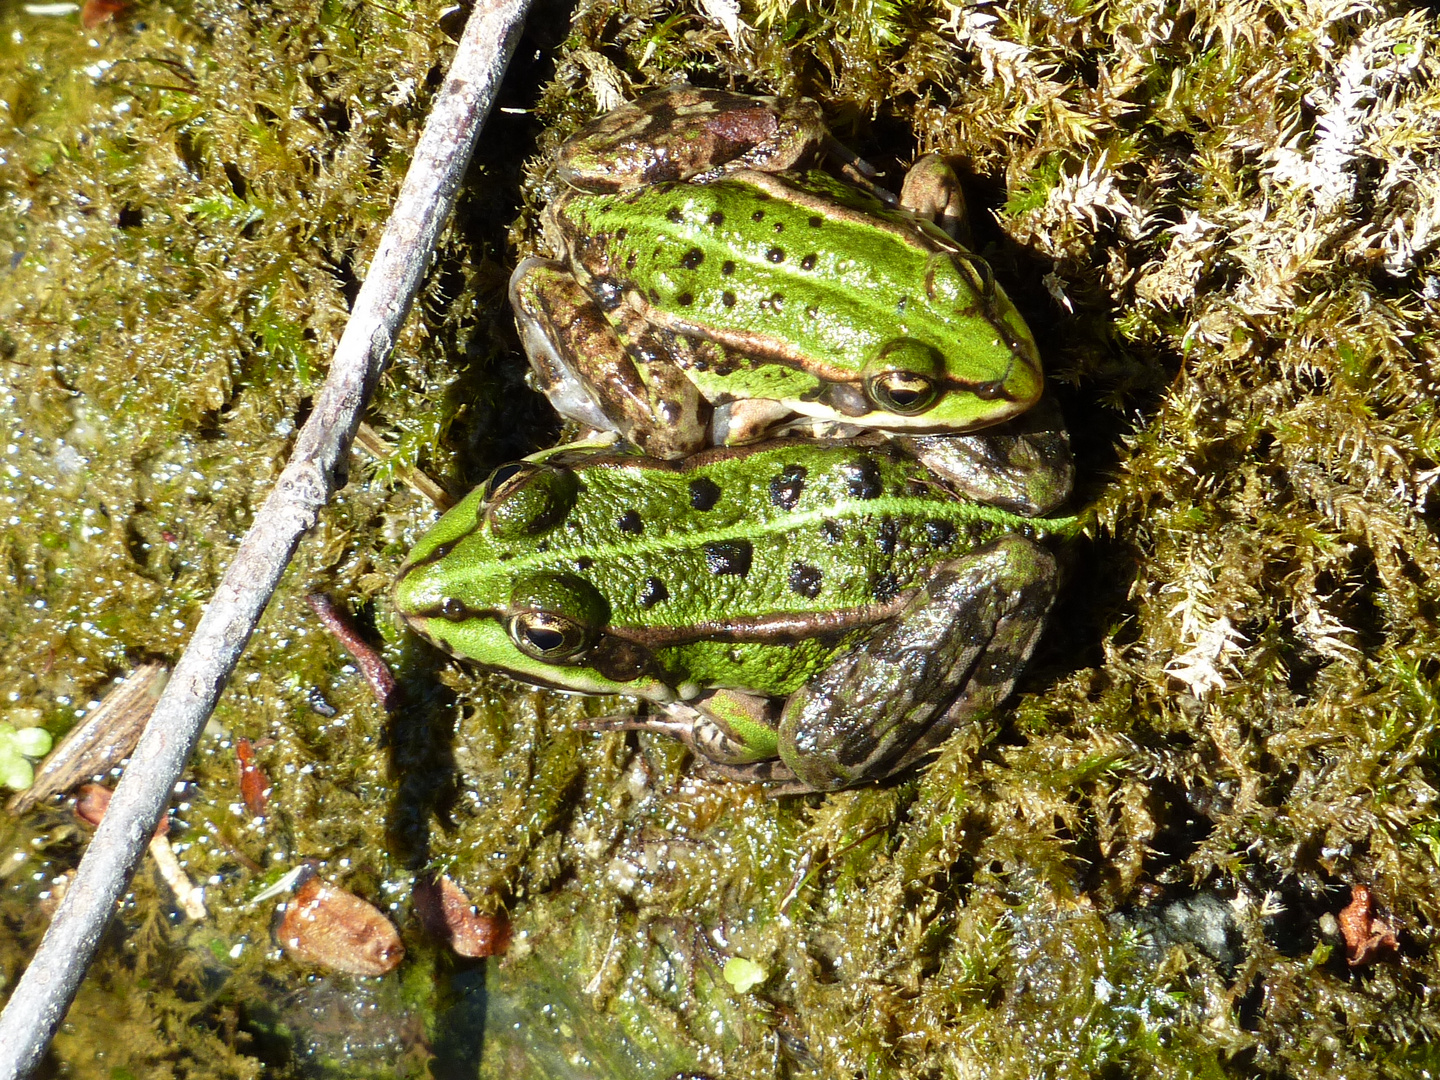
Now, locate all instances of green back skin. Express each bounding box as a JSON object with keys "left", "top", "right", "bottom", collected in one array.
[
  {"left": 395, "top": 441, "right": 1048, "bottom": 702},
  {"left": 552, "top": 170, "right": 1042, "bottom": 430}
]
